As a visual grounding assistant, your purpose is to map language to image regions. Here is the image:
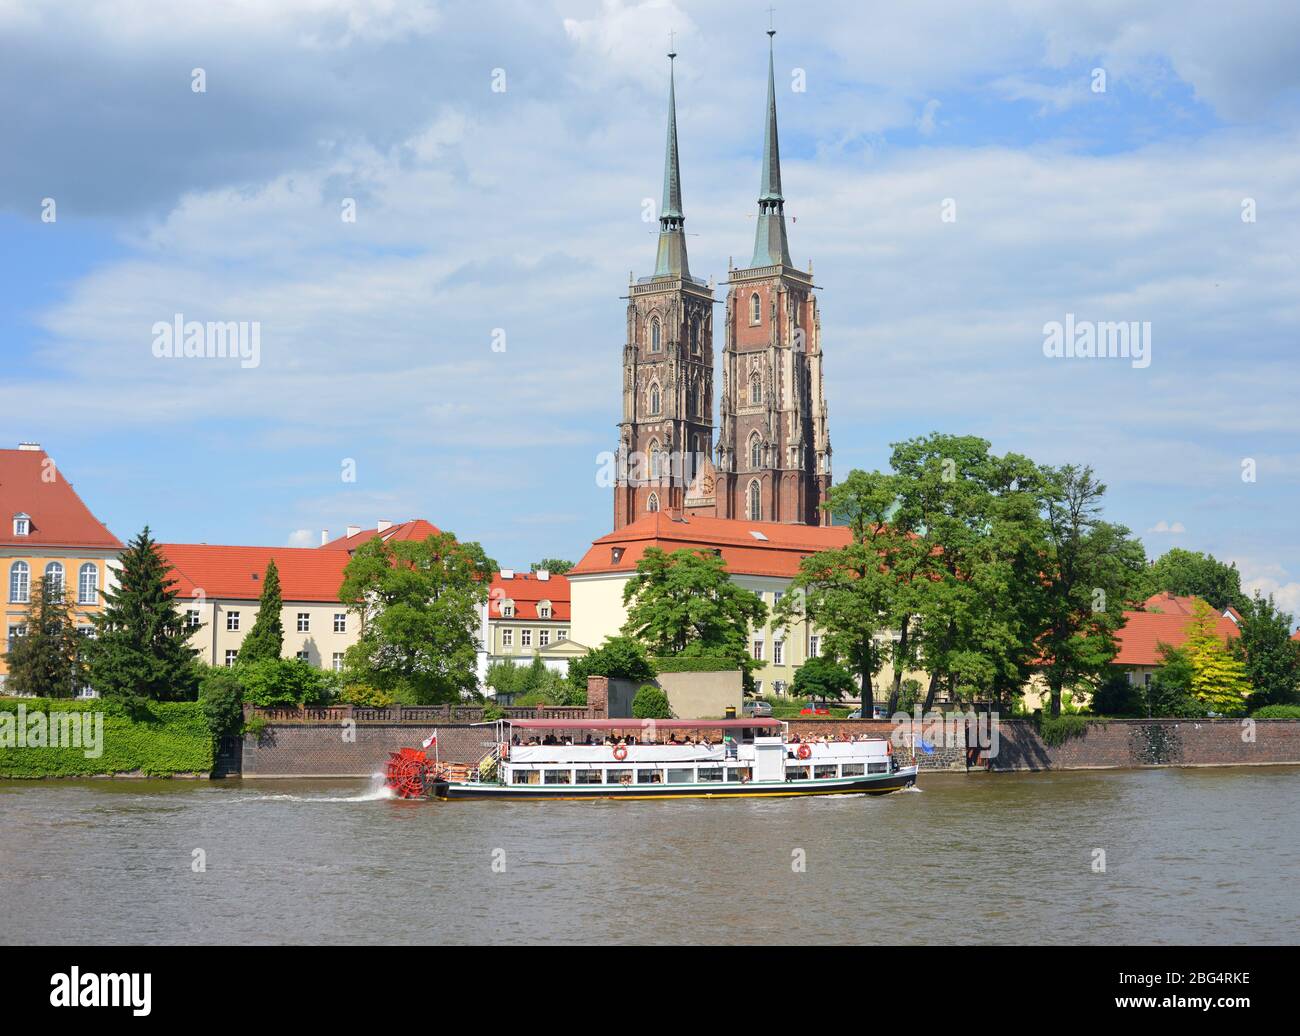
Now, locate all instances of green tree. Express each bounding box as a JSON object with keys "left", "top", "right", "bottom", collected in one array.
[
  {"left": 1090, "top": 671, "right": 1147, "bottom": 717},
  {"left": 1142, "top": 548, "right": 1248, "bottom": 612},
  {"left": 238, "top": 559, "right": 284, "bottom": 663},
  {"left": 3, "top": 575, "right": 86, "bottom": 697},
  {"left": 1232, "top": 593, "right": 1300, "bottom": 707},
  {"left": 238, "top": 657, "right": 331, "bottom": 708},
  {"left": 338, "top": 530, "right": 496, "bottom": 704},
  {"left": 566, "top": 635, "right": 656, "bottom": 702},
  {"left": 485, "top": 658, "right": 525, "bottom": 698},
  {"left": 87, "top": 527, "right": 201, "bottom": 706},
  {"left": 198, "top": 665, "right": 245, "bottom": 739},
  {"left": 790, "top": 655, "right": 856, "bottom": 701},
  {"left": 1183, "top": 599, "right": 1250, "bottom": 714},
  {"left": 1036, "top": 465, "right": 1147, "bottom": 717},
  {"left": 530, "top": 559, "right": 574, "bottom": 575},
  {"left": 632, "top": 684, "right": 672, "bottom": 719},
  {"left": 1147, "top": 645, "right": 1201, "bottom": 717},
  {"left": 621, "top": 548, "right": 767, "bottom": 681}
]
